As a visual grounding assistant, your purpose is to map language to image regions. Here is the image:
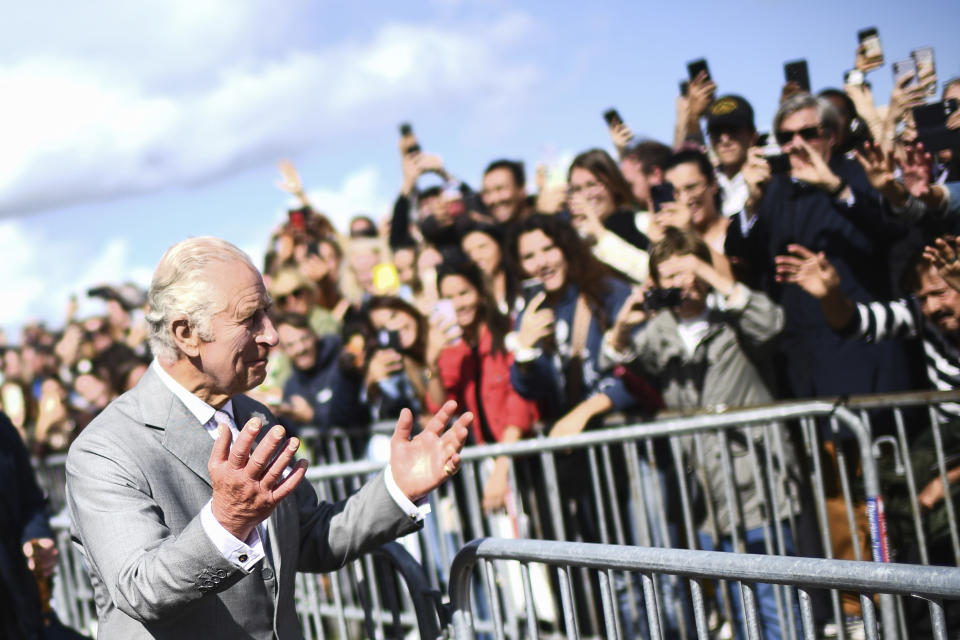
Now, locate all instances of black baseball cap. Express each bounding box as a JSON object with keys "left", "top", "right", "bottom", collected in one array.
[{"left": 706, "top": 95, "right": 756, "bottom": 133}]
